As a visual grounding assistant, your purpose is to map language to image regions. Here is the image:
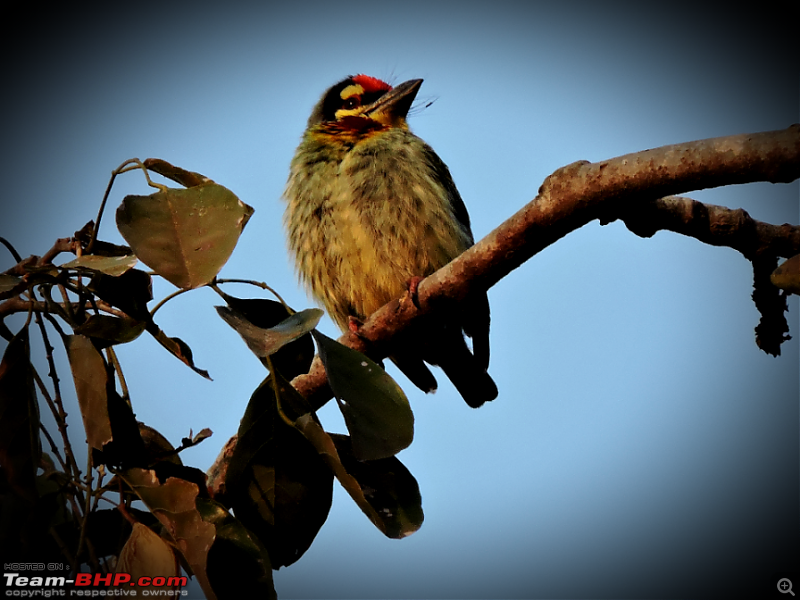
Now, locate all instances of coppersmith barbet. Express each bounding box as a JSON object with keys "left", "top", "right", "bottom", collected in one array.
[{"left": 283, "top": 75, "right": 497, "bottom": 407}]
